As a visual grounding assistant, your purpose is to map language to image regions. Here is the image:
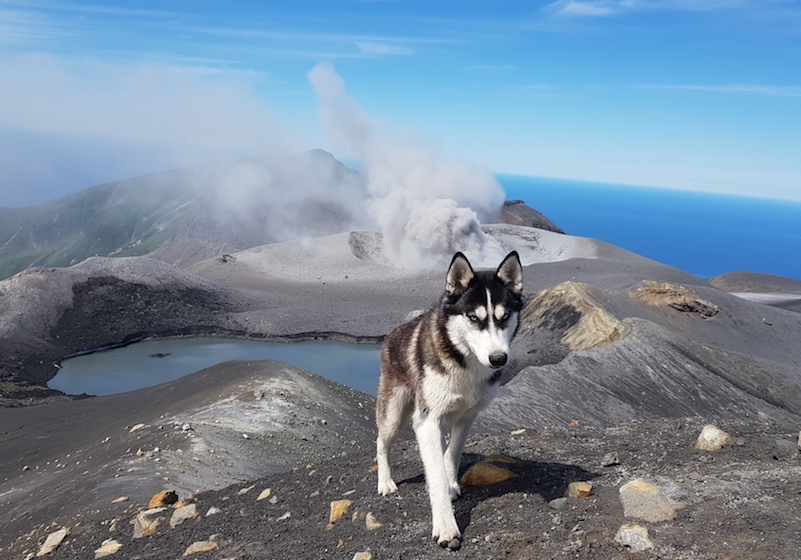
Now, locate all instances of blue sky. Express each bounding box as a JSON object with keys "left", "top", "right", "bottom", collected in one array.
[{"left": 1, "top": 0, "right": 800, "bottom": 206}]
